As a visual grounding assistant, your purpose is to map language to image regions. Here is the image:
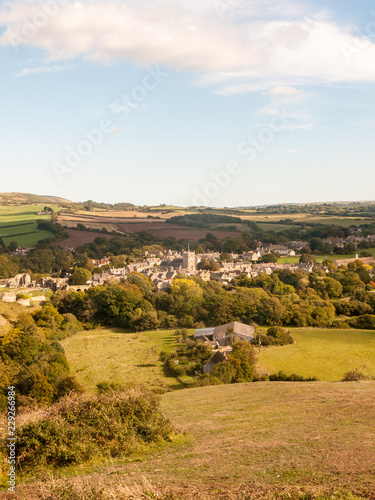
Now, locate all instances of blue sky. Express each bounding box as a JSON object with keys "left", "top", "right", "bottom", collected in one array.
[{"left": 1, "top": 0, "right": 375, "bottom": 207}]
